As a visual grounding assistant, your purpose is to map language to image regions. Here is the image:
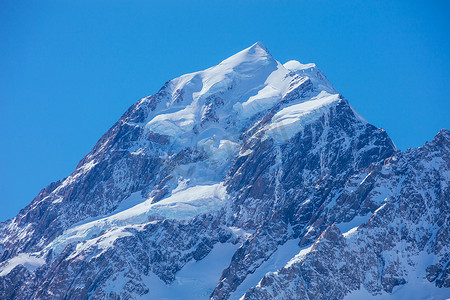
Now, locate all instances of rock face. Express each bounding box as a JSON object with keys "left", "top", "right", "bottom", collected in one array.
[
  {"left": 242, "top": 129, "right": 450, "bottom": 299},
  {"left": 0, "top": 42, "right": 448, "bottom": 299}
]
